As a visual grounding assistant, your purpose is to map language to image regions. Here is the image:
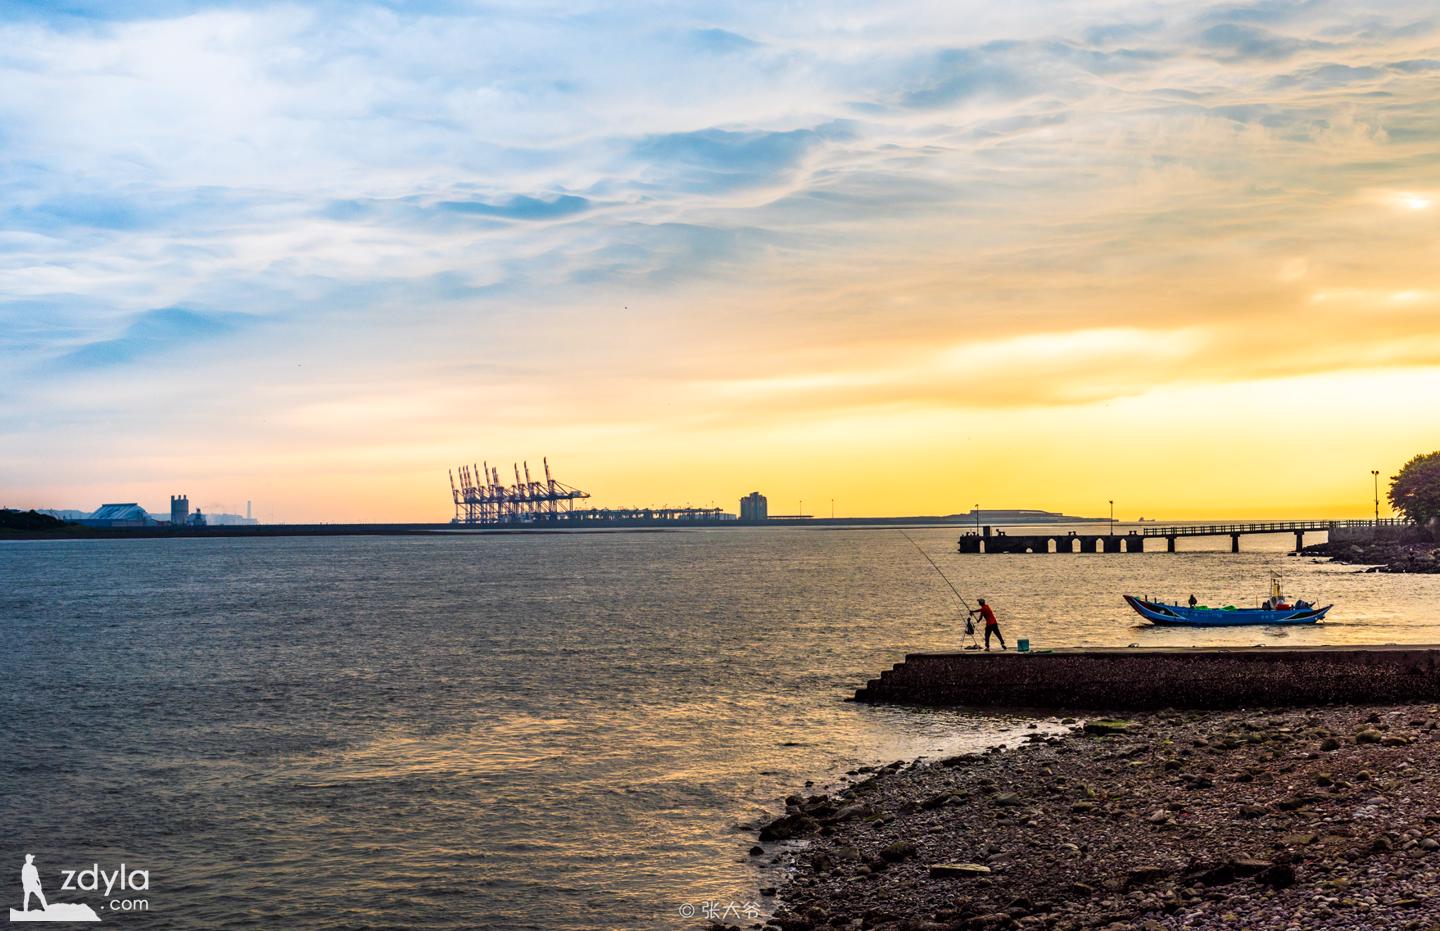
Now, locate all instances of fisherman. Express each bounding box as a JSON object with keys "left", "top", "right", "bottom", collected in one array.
[
  {"left": 969, "top": 598, "right": 1007, "bottom": 651},
  {"left": 1188, "top": 594, "right": 1198, "bottom": 608}
]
